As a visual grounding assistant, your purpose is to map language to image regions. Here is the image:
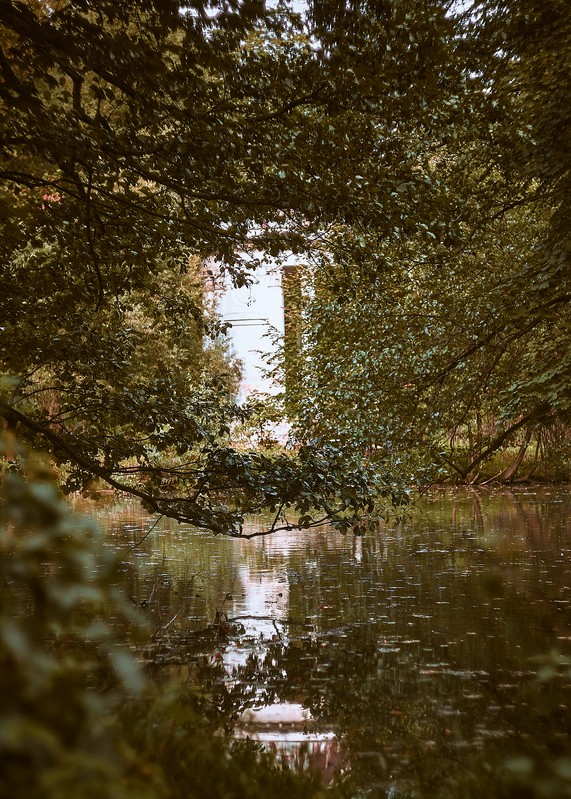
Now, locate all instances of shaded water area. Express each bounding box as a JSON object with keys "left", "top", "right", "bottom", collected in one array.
[{"left": 96, "top": 486, "right": 571, "bottom": 796}]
